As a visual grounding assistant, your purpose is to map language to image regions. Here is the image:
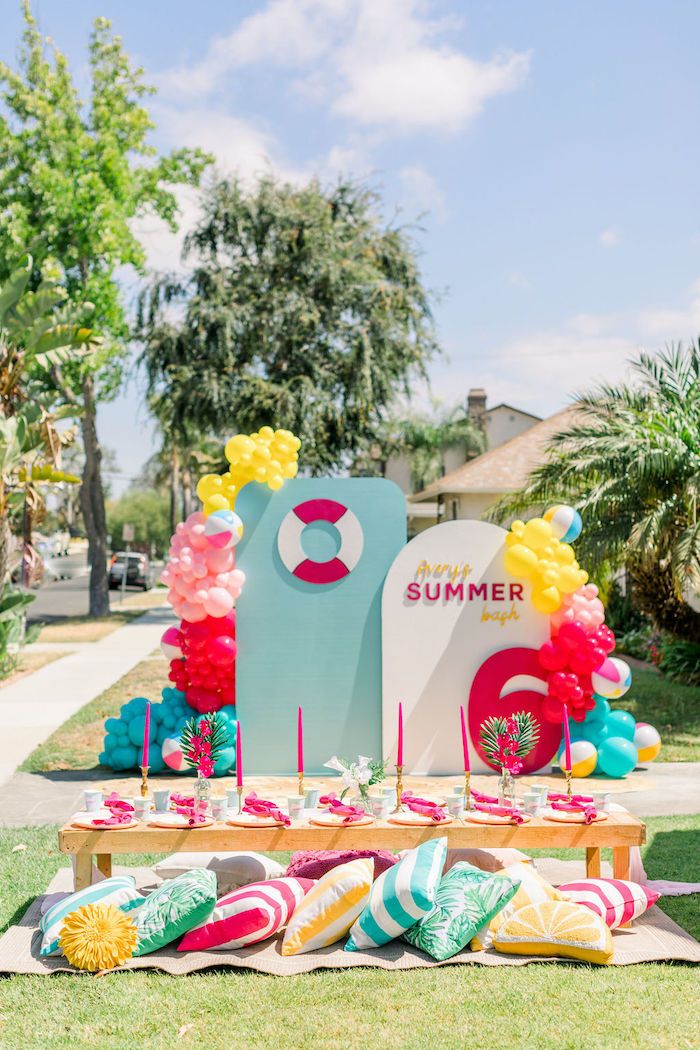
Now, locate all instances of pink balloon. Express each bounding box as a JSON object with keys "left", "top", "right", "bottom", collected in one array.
[{"left": 209, "top": 635, "right": 237, "bottom": 667}]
